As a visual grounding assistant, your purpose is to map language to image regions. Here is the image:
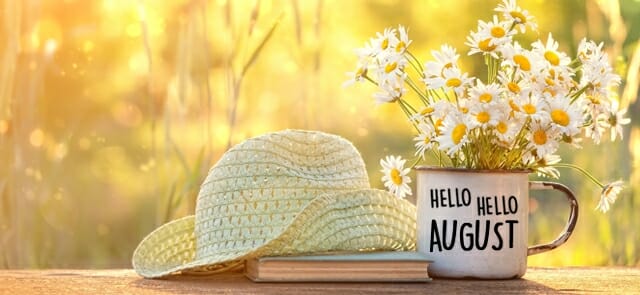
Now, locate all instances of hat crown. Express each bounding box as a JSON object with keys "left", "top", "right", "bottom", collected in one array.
[{"left": 193, "top": 130, "right": 370, "bottom": 260}]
